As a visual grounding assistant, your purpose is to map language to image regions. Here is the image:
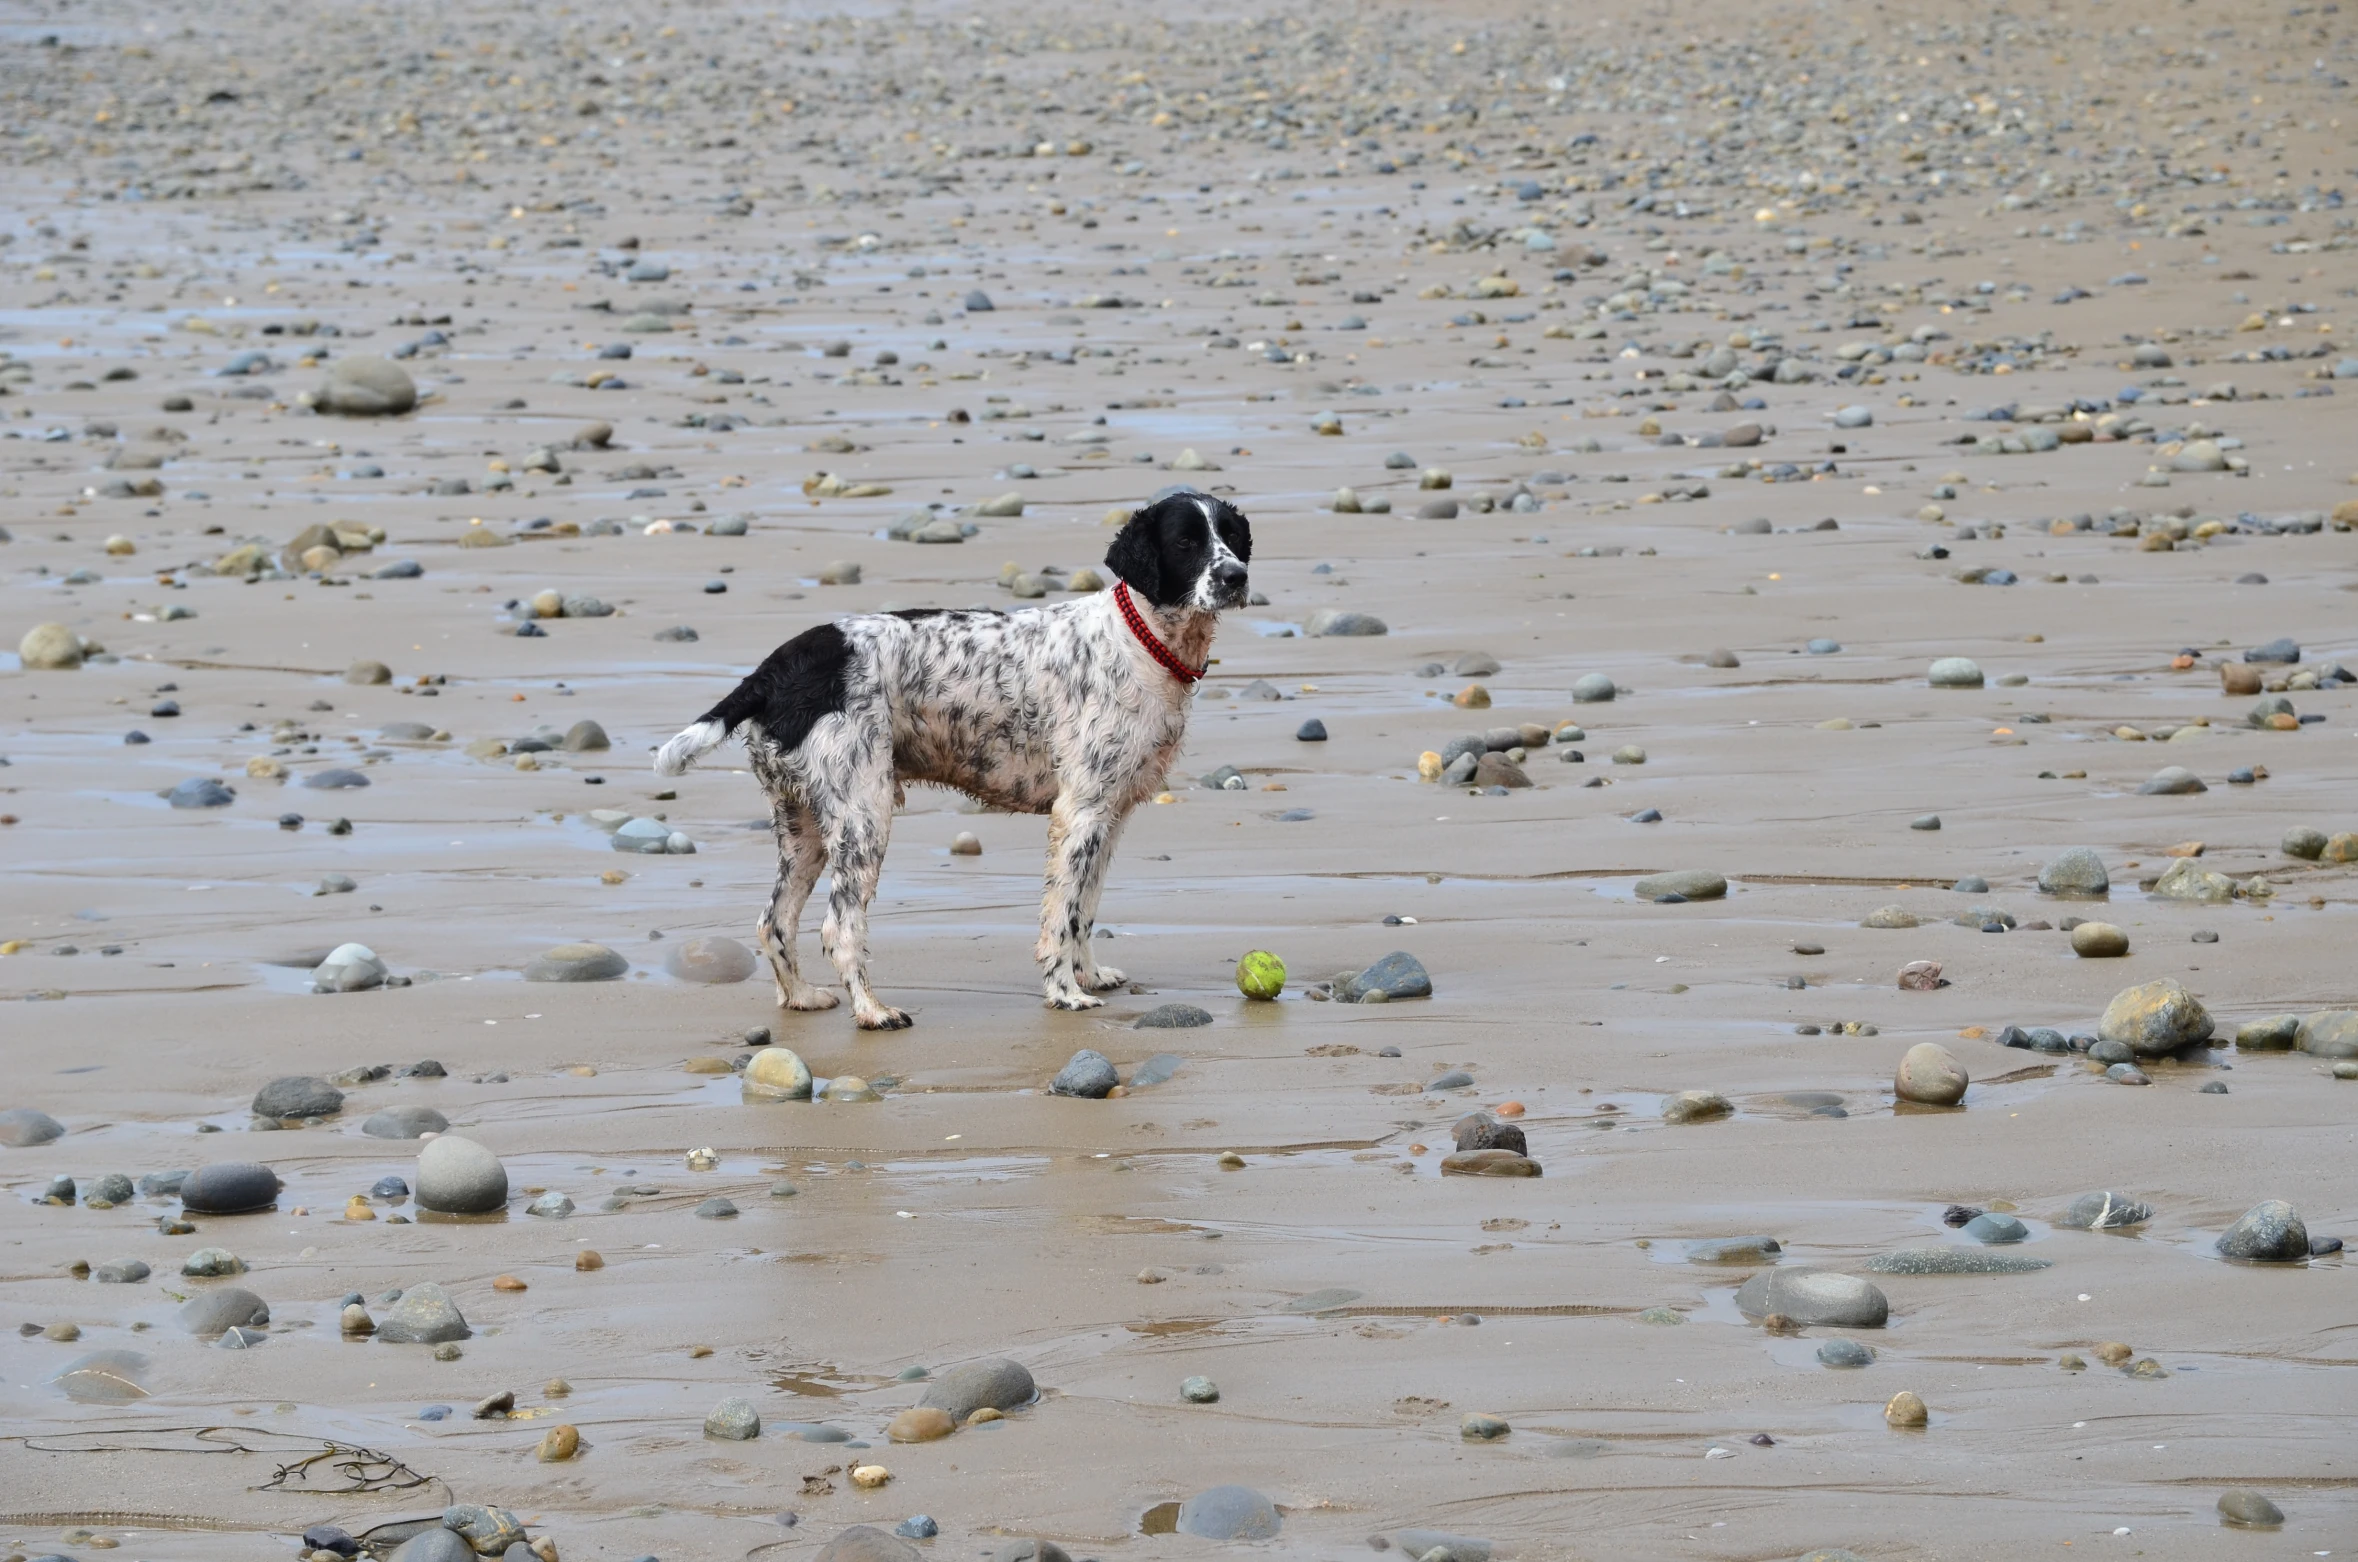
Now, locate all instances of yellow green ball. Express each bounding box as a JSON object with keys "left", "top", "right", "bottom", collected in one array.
[{"left": 1235, "top": 950, "right": 1286, "bottom": 1000}]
